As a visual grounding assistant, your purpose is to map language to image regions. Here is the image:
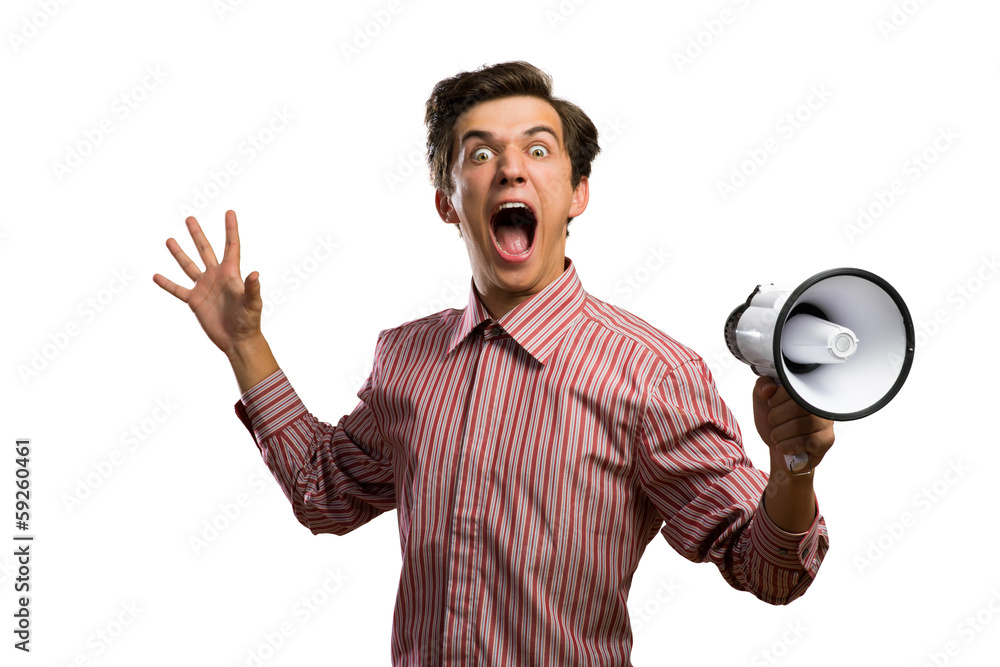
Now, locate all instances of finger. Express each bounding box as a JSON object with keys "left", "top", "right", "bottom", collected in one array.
[
  {"left": 772, "top": 422, "right": 834, "bottom": 456},
  {"left": 766, "top": 385, "right": 795, "bottom": 409},
  {"left": 771, "top": 414, "right": 827, "bottom": 444},
  {"left": 754, "top": 376, "right": 778, "bottom": 401},
  {"left": 152, "top": 273, "right": 191, "bottom": 302},
  {"left": 222, "top": 209, "right": 240, "bottom": 268},
  {"left": 166, "top": 237, "right": 203, "bottom": 282},
  {"left": 186, "top": 216, "right": 220, "bottom": 268},
  {"left": 767, "top": 396, "right": 814, "bottom": 427}
]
